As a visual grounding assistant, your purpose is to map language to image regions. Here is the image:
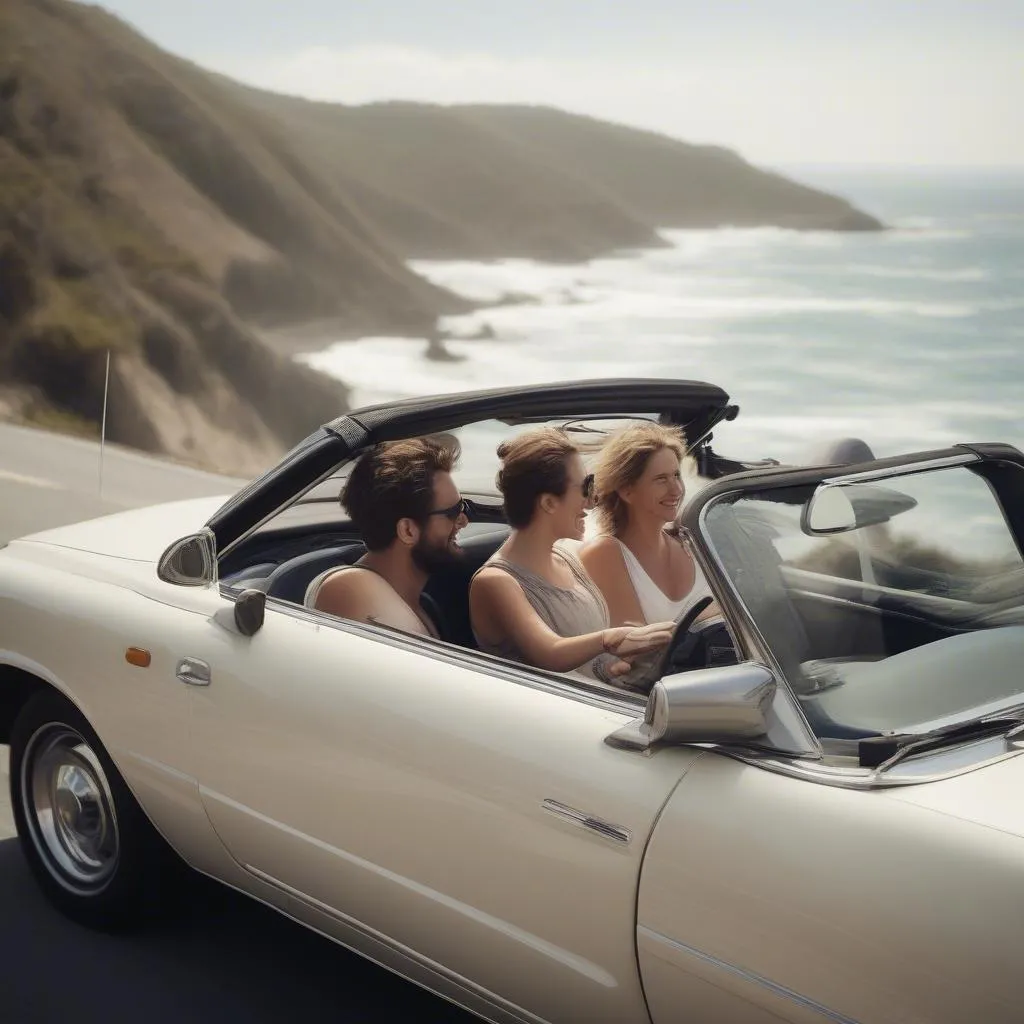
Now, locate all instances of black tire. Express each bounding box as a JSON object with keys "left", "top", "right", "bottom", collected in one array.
[{"left": 9, "top": 689, "right": 184, "bottom": 932}]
